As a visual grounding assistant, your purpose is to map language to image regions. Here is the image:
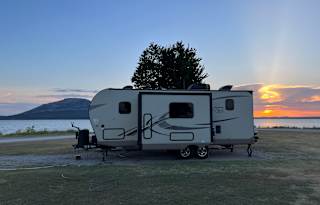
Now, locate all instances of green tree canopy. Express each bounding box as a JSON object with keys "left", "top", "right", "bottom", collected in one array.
[{"left": 131, "top": 41, "right": 208, "bottom": 89}]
